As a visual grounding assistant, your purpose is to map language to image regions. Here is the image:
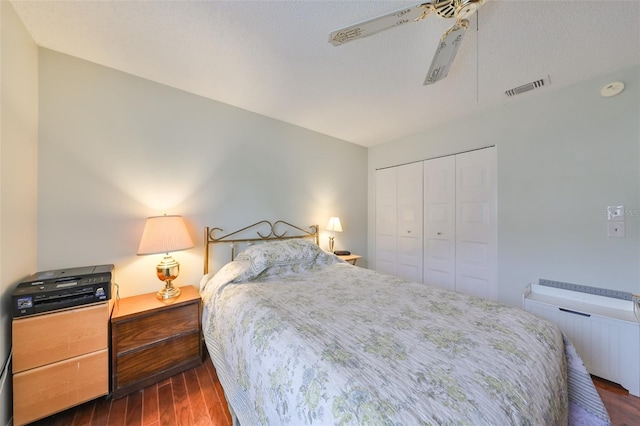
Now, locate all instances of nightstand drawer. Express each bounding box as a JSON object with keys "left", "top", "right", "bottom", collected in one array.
[
  {"left": 114, "top": 331, "right": 200, "bottom": 389},
  {"left": 13, "top": 349, "right": 108, "bottom": 425},
  {"left": 12, "top": 303, "right": 108, "bottom": 373},
  {"left": 114, "top": 303, "right": 199, "bottom": 353}
]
